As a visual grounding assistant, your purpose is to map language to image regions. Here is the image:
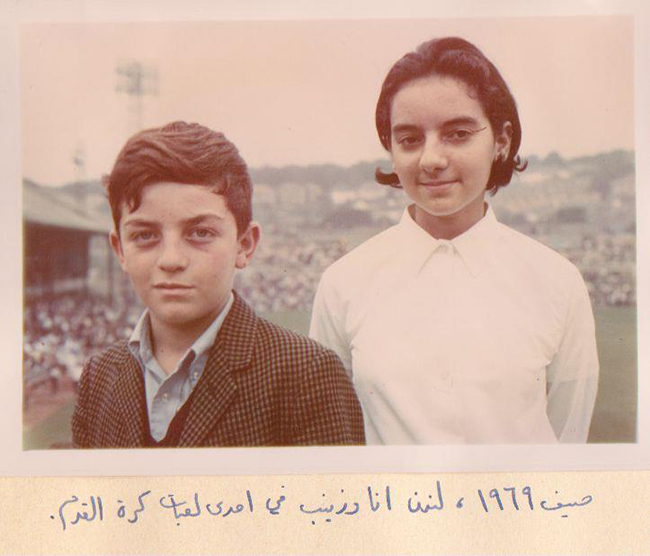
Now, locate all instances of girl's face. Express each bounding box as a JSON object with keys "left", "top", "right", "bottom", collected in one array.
[{"left": 389, "top": 74, "right": 512, "bottom": 239}]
